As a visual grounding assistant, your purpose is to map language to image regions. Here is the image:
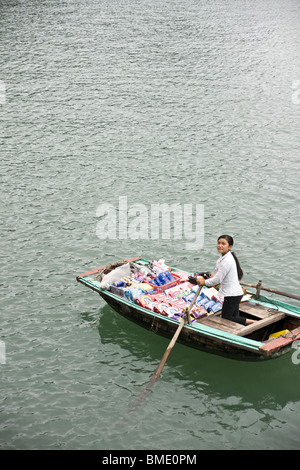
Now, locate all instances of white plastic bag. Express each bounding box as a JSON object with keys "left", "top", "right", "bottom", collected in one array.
[{"left": 100, "top": 263, "right": 131, "bottom": 289}]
